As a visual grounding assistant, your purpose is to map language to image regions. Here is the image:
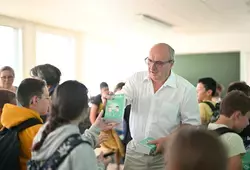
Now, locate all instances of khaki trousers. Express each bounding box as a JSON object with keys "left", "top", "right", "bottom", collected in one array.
[{"left": 124, "top": 140, "right": 165, "bottom": 170}]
